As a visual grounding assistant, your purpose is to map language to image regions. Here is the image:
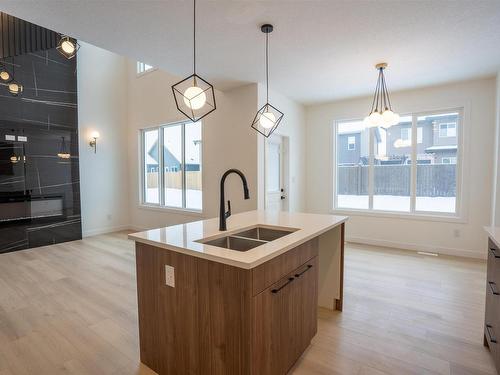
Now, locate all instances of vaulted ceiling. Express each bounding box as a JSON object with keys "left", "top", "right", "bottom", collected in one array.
[{"left": 1, "top": 0, "right": 500, "bottom": 104}]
